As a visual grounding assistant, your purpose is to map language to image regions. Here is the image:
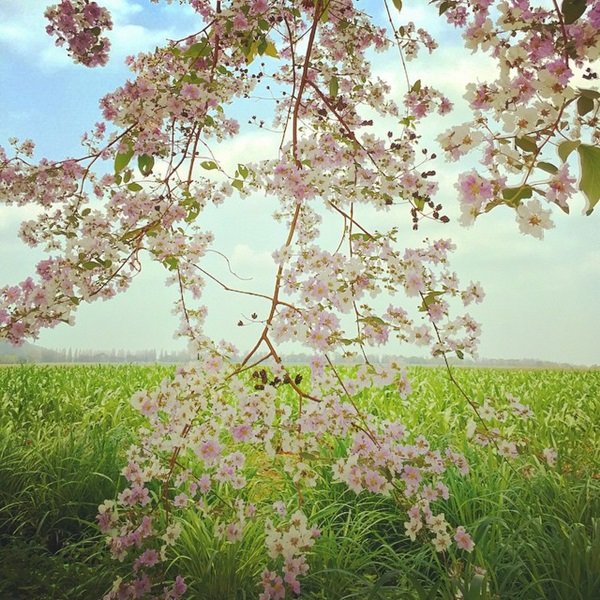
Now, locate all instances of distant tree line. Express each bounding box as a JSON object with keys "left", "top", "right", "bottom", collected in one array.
[
  {"left": 0, "top": 342, "right": 193, "bottom": 364},
  {"left": 0, "top": 342, "right": 588, "bottom": 369}
]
